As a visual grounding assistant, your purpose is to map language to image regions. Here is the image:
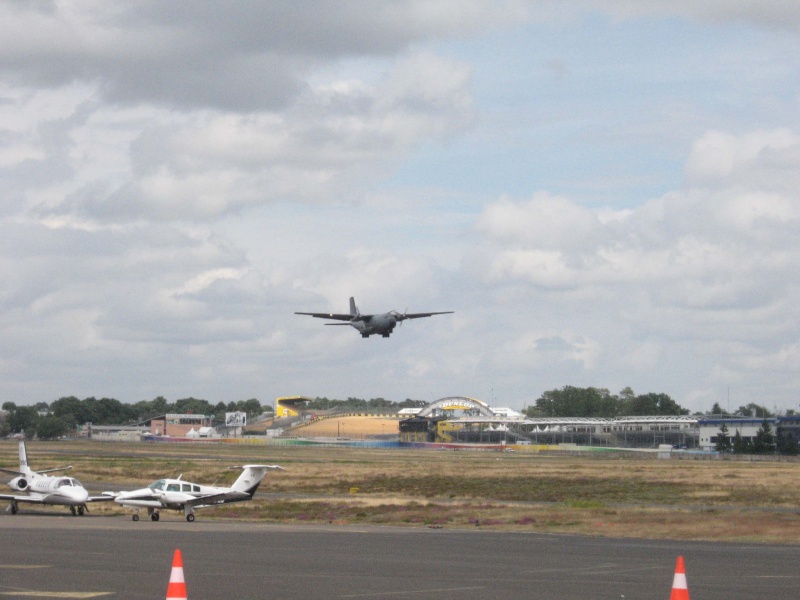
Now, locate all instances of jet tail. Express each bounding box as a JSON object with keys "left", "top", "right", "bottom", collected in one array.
[
  {"left": 18, "top": 441, "right": 32, "bottom": 478},
  {"left": 229, "top": 465, "right": 284, "bottom": 496},
  {"left": 13, "top": 440, "right": 72, "bottom": 476},
  {"left": 349, "top": 297, "right": 360, "bottom": 317}
]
